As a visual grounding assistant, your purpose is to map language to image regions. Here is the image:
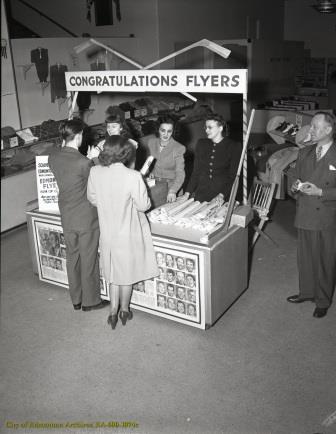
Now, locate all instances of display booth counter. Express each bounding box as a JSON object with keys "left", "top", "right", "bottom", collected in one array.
[
  {"left": 26, "top": 204, "right": 248, "bottom": 330},
  {"left": 25, "top": 51, "right": 252, "bottom": 329}
]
